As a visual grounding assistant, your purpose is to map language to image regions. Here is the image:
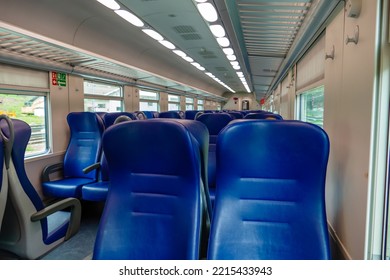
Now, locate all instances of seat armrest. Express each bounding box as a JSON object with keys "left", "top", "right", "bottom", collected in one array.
[
  {"left": 30, "top": 197, "right": 82, "bottom": 240},
  {"left": 82, "top": 162, "right": 101, "bottom": 174},
  {"left": 41, "top": 162, "right": 64, "bottom": 182}
]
